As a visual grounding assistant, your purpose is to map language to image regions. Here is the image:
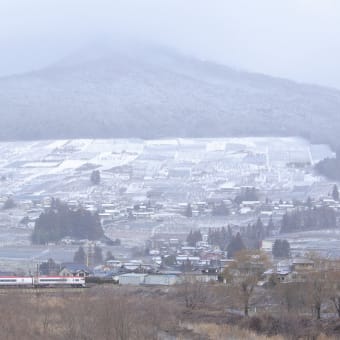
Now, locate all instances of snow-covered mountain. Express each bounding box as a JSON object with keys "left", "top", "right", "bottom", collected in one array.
[{"left": 0, "top": 42, "right": 339, "bottom": 146}]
